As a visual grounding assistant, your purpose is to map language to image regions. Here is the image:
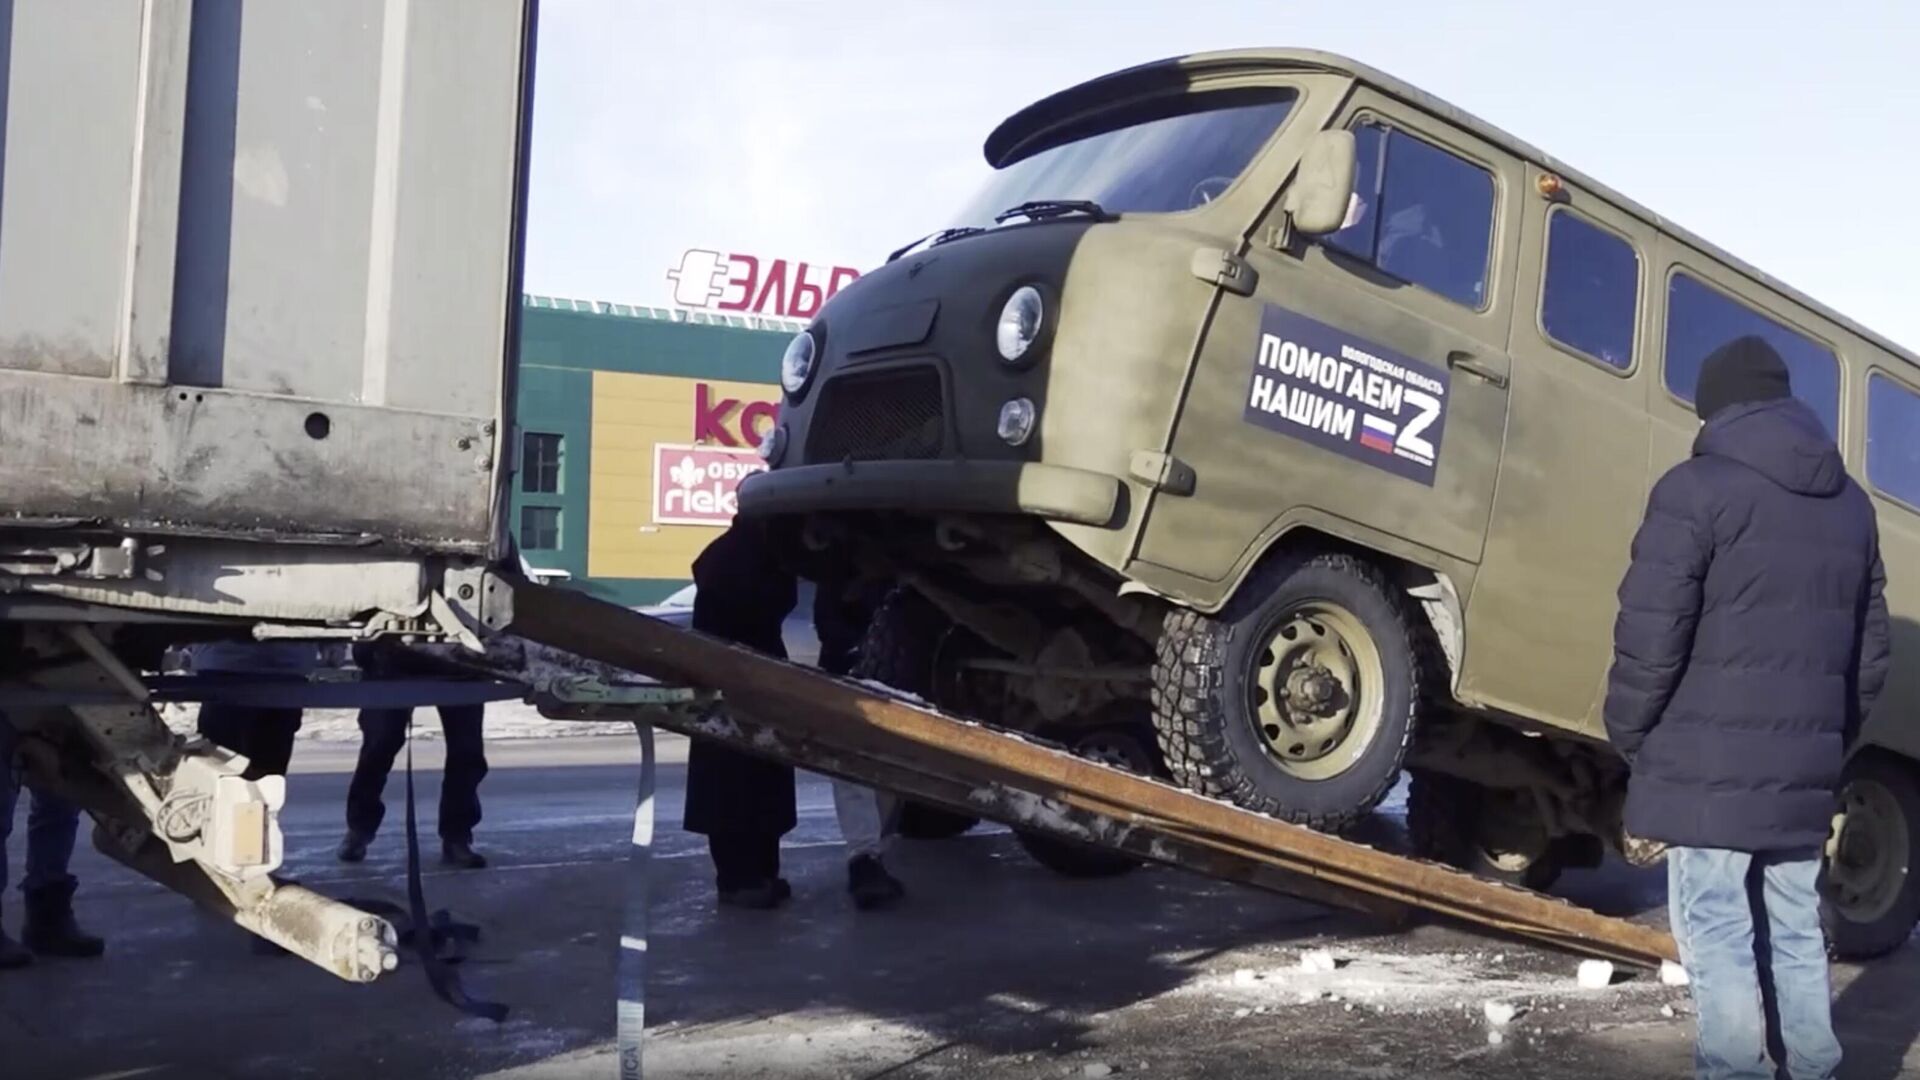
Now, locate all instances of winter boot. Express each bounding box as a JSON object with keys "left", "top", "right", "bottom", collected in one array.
[
  {"left": 717, "top": 878, "right": 792, "bottom": 910},
  {"left": 22, "top": 881, "right": 104, "bottom": 959},
  {"left": 441, "top": 838, "right": 488, "bottom": 870},
  {"left": 337, "top": 829, "right": 373, "bottom": 863},
  {"left": 848, "top": 855, "right": 905, "bottom": 911}
]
